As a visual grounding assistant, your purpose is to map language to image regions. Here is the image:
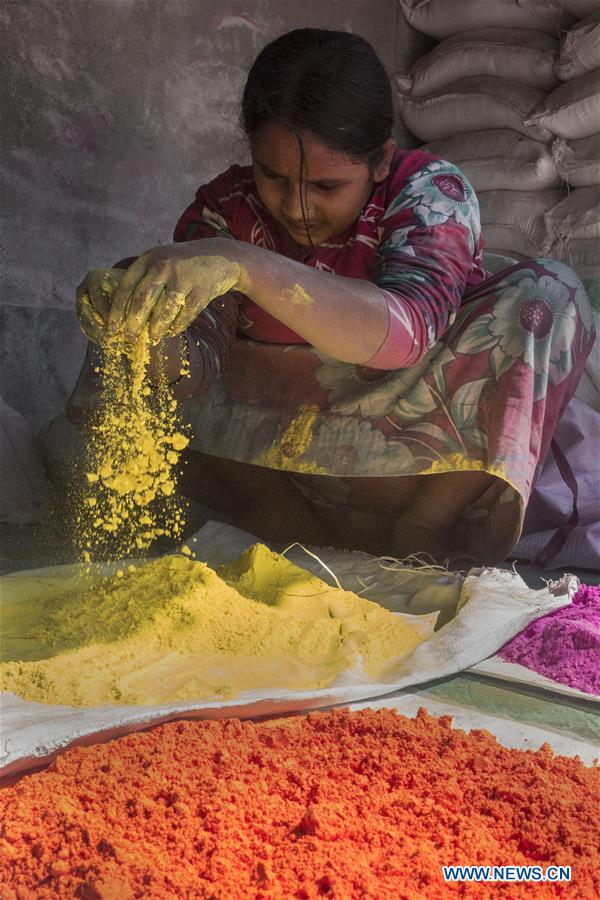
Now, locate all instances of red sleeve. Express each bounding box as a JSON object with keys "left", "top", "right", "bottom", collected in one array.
[
  {"left": 173, "top": 165, "right": 254, "bottom": 243},
  {"left": 364, "top": 152, "right": 485, "bottom": 370}
]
